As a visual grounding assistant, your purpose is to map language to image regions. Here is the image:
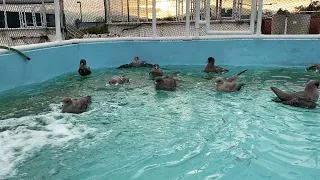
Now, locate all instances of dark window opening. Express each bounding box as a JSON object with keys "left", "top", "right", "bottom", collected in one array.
[
  {"left": 35, "top": 13, "right": 41, "bottom": 26},
  {"left": 46, "top": 14, "right": 55, "bottom": 27},
  {"left": 25, "top": 12, "right": 33, "bottom": 26},
  {"left": 0, "top": 11, "right": 4, "bottom": 28},
  {"left": 7, "top": 11, "right": 20, "bottom": 28}
]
